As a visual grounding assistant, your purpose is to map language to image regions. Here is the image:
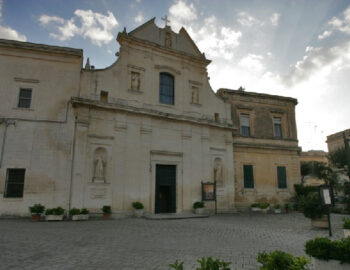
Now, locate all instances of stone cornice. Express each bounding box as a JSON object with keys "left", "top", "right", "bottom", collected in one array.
[
  {"left": 233, "top": 142, "right": 301, "bottom": 152},
  {"left": 71, "top": 97, "right": 235, "bottom": 131},
  {"left": 117, "top": 33, "right": 211, "bottom": 66},
  {"left": 217, "top": 89, "right": 298, "bottom": 105},
  {"left": 0, "top": 39, "right": 83, "bottom": 57}
]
